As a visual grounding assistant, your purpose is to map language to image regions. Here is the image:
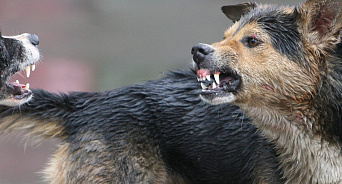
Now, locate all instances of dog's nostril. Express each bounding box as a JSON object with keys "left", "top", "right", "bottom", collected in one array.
[
  {"left": 29, "top": 34, "right": 39, "bottom": 46},
  {"left": 191, "top": 44, "right": 214, "bottom": 56},
  {"left": 191, "top": 43, "right": 214, "bottom": 65}
]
